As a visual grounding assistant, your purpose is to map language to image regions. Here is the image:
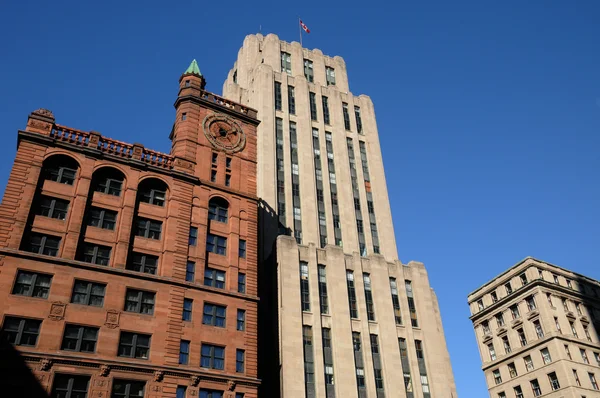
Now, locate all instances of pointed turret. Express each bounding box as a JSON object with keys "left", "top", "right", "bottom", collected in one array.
[
  {"left": 179, "top": 59, "right": 206, "bottom": 90},
  {"left": 184, "top": 59, "right": 202, "bottom": 76}
]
